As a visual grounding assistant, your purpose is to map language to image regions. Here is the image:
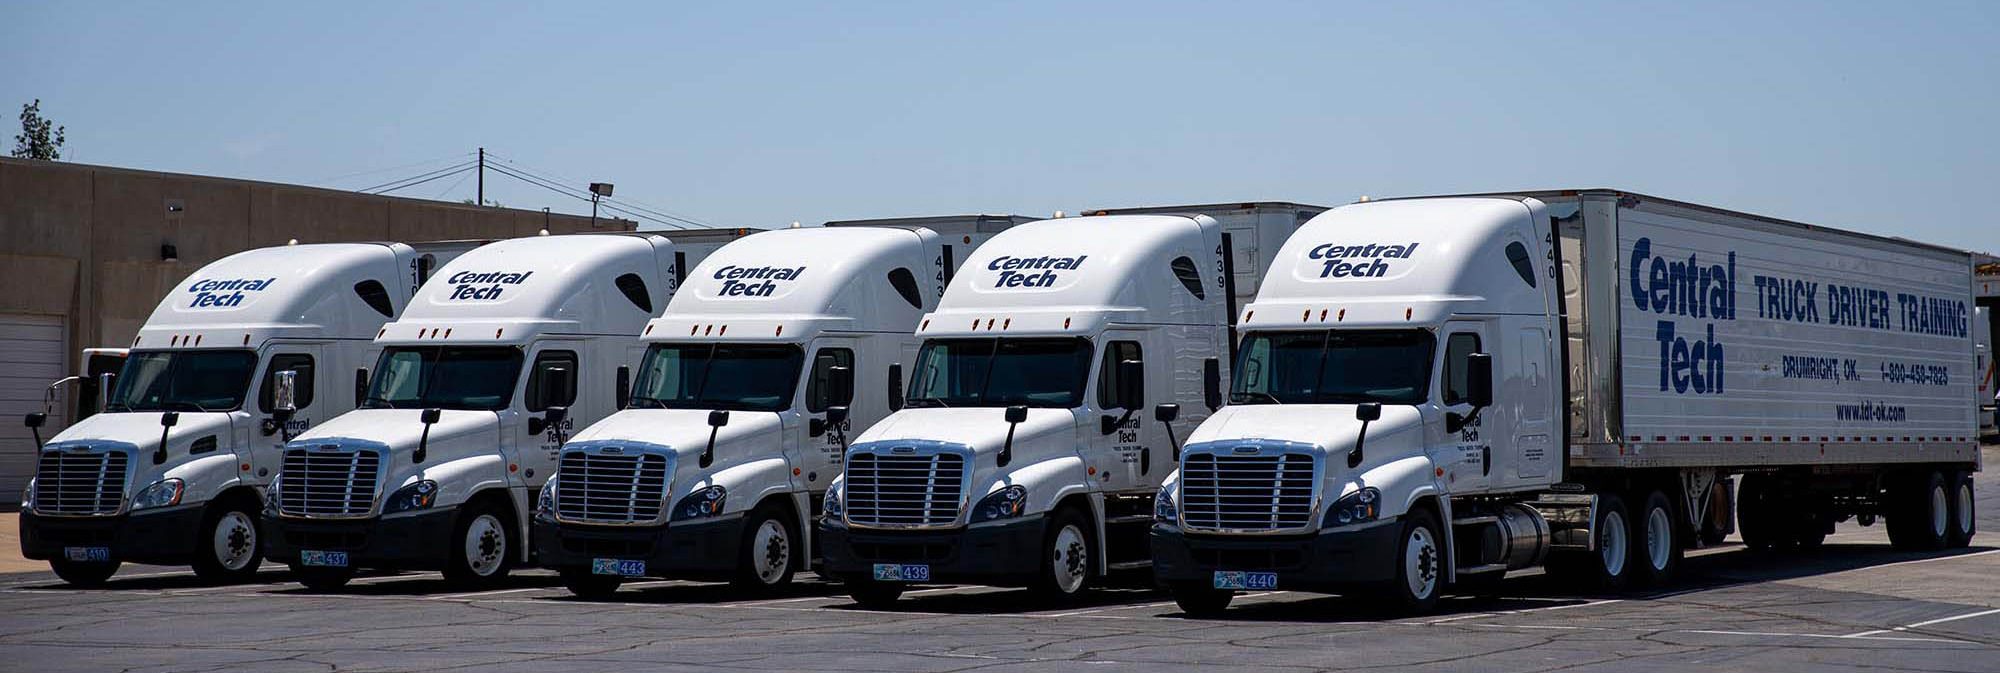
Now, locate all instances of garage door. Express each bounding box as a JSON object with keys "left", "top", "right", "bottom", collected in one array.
[{"left": 0, "top": 314, "right": 66, "bottom": 505}]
